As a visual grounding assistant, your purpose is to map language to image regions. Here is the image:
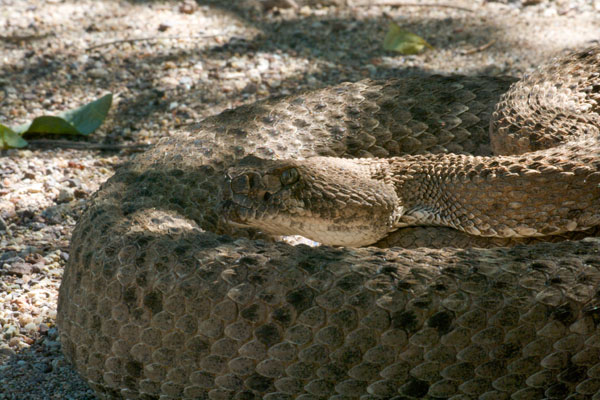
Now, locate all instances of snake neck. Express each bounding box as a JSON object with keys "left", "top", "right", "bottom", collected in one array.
[{"left": 387, "top": 145, "right": 600, "bottom": 238}]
